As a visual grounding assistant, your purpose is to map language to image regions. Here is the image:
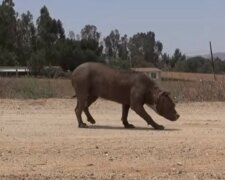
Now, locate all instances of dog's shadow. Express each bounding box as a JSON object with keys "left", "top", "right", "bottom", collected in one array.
[{"left": 88, "top": 125, "right": 180, "bottom": 131}]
